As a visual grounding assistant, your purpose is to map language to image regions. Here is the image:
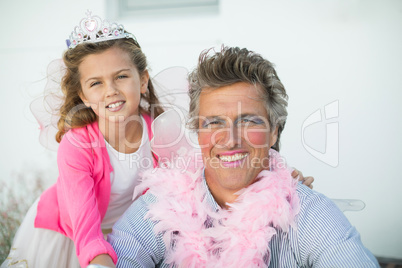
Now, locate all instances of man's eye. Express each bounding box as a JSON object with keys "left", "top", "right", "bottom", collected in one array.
[
  {"left": 117, "top": 75, "right": 128, "bottom": 79},
  {"left": 202, "top": 120, "right": 224, "bottom": 128},
  {"left": 238, "top": 117, "right": 265, "bottom": 125},
  {"left": 204, "top": 121, "right": 218, "bottom": 127}
]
